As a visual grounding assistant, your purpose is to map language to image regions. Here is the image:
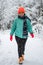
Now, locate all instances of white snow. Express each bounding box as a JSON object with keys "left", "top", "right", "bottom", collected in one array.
[{"left": 0, "top": 30, "right": 43, "bottom": 65}]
